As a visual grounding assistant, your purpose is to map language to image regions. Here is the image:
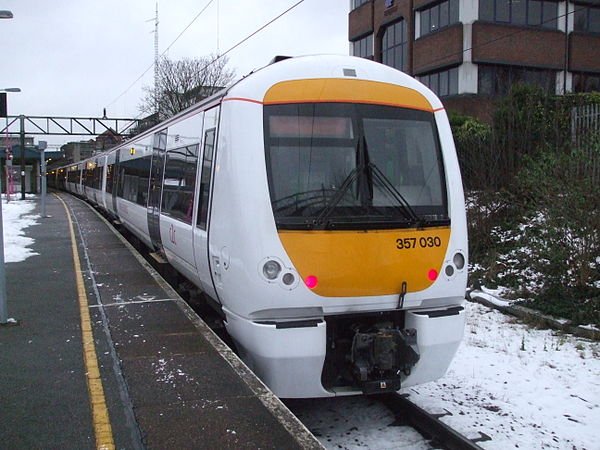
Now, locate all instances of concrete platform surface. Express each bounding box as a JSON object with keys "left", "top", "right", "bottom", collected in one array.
[{"left": 0, "top": 193, "right": 322, "bottom": 449}]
